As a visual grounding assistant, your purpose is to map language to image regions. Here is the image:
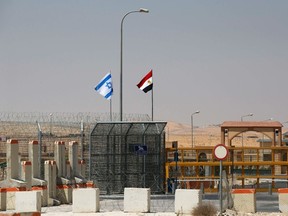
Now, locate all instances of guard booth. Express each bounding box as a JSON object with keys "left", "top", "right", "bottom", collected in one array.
[{"left": 88, "top": 121, "right": 167, "bottom": 194}]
